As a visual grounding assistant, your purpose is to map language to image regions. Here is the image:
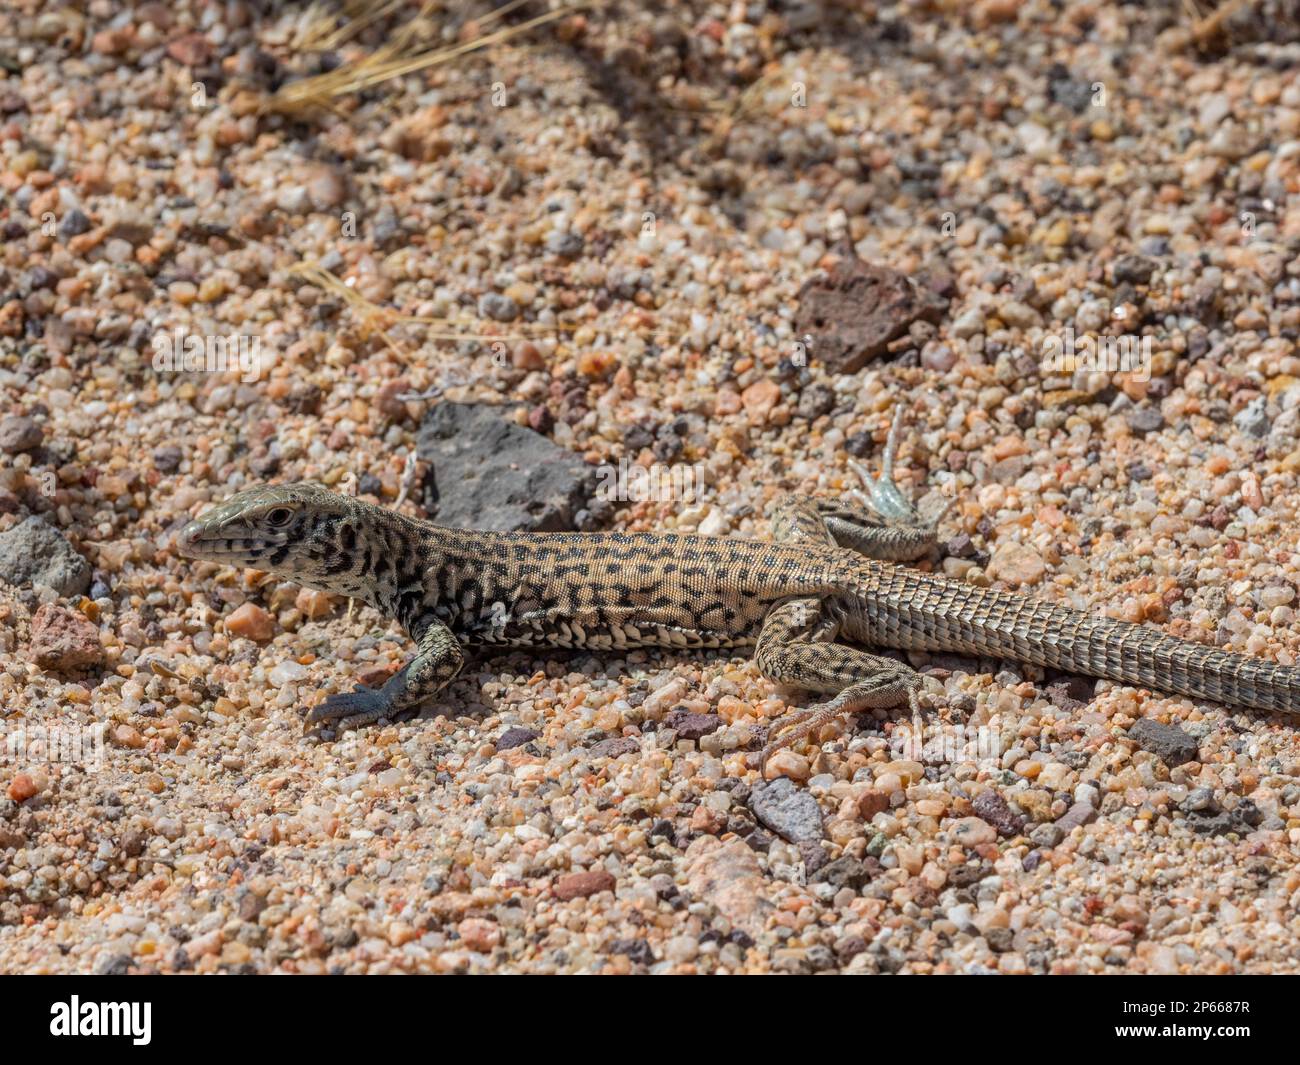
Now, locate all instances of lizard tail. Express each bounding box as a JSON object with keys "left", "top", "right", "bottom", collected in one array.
[{"left": 850, "top": 564, "right": 1300, "bottom": 714}]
